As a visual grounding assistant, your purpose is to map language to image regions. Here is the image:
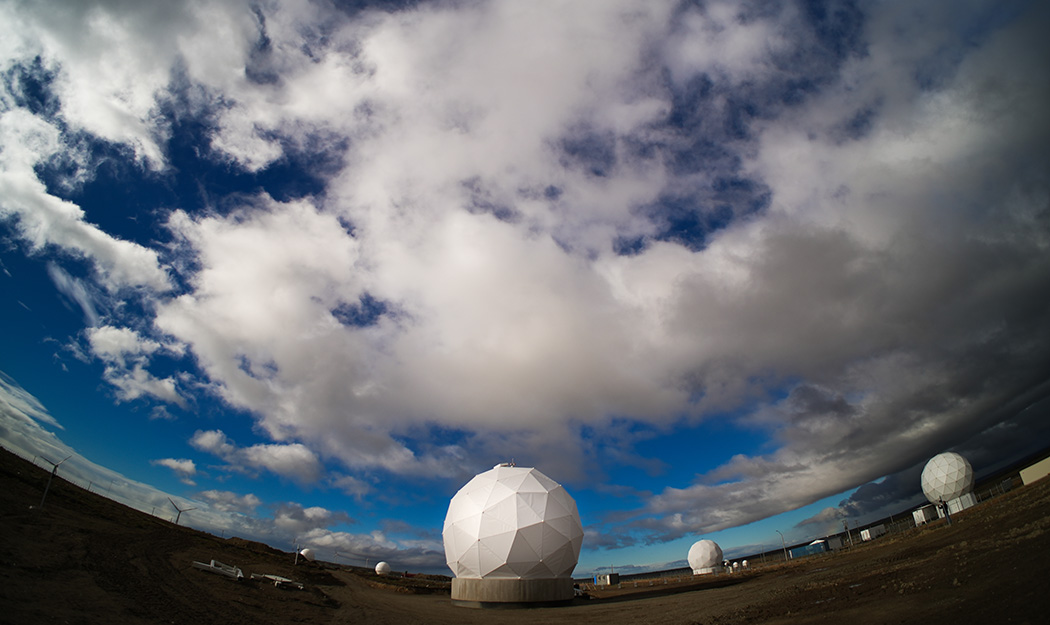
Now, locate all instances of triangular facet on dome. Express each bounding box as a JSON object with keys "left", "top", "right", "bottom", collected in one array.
[
  {"left": 543, "top": 490, "right": 572, "bottom": 520},
  {"left": 479, "top": 508, "right": 517, "bottom": 539},
  {"left": 489, "top": 489, "right": 523, "bottom": 525},
  {"left": 443, "top": 524, "right": 465, "bottom": 562},
  {"left": 484, "top": 479, "right": 517, "bottom": 509},
  {"left": 481, "top": 528, "right": 519, "bottom": 562},
  {"left": 543, "top": 542, "right": 575, "bottom": 577},
  {"left": 522, "top": 559, "right": 554, "bottom": 579},
  {"left": 516, "top": 492, "right": 547, "bottom": 525},
  {"left": 498, "top": 468, "right": 531, "bottom": 492},
  {"left": 516, "top": 471, "right": 549, "bottom": 493},
  {"left": 514, "top": 521, "right": 546, "bottom": 559},
  {"left": 506, "top": 531, "right": 541, "bottom": 567},
  {"left": 529, "top": 470, "right": 559, "bottom": 492},
  {"left": 454, "top": 511, "right": 483, "bottom": 542},
  {"left": 545, "top": 514, "right": 582, "bottom": 543},
  {"left": 464, "top": 480, "right": 496, "bottom": 511},
  {"left": 457, "top": 541, "right": 482, "bottom": 578},
  {"left": 477, "top": 538, "right": 504, "bottom": 578},
  {"left": 485, "top": 562, "right": 520, "bottom": 579}
]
